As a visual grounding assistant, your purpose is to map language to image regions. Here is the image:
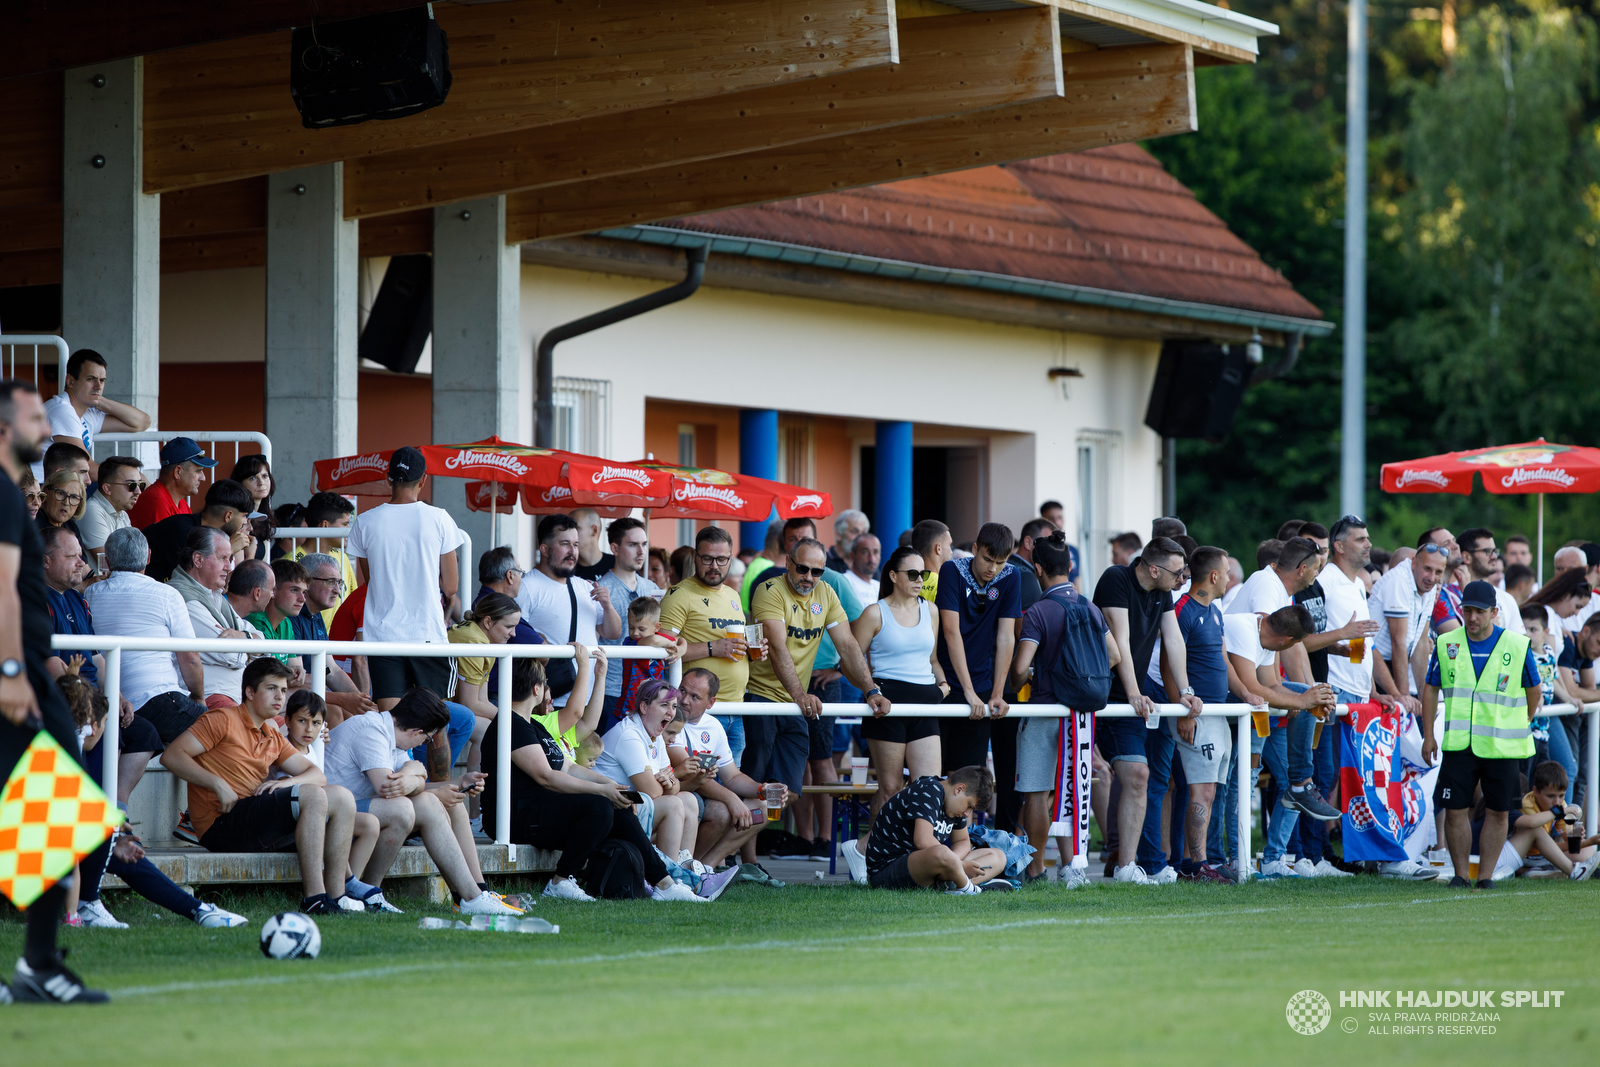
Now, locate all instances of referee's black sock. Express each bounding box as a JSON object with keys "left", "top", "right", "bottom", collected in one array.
[{"left": 24, "top": 880, "right": 69, "bottom": 969}]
